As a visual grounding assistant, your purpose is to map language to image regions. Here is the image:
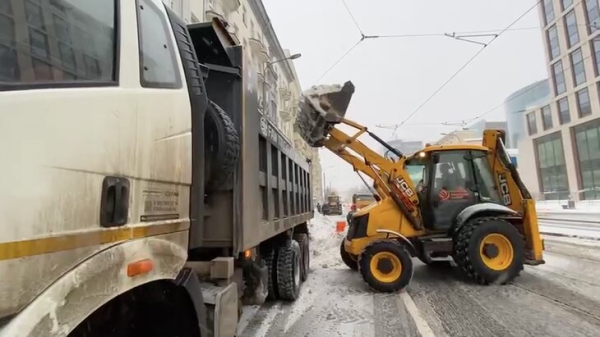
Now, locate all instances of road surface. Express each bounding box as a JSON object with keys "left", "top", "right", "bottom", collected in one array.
[
  {"left": 538, "top": 211, "right": 600, "bottom": 239},
  {"left": 238, "top": 214, "right": 600, "bottom": 337}
]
